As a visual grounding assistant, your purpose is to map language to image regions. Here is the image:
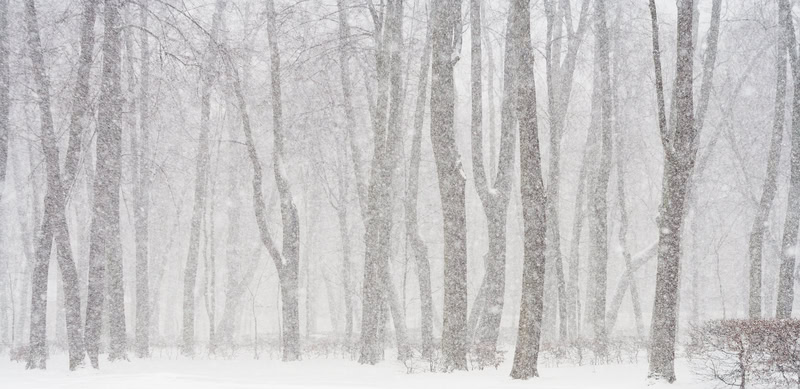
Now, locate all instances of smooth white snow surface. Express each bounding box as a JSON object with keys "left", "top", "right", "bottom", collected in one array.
[{"left": 1, "top": 355, "right": 708, "bottom": 389}]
